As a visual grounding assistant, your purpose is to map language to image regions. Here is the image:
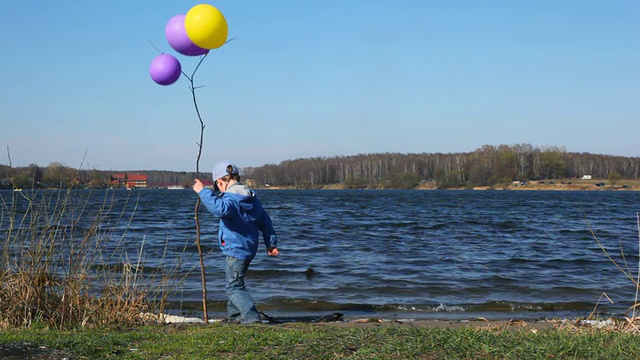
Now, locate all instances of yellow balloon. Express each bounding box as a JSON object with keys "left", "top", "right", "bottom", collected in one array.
[{"left": 185, "top": 4, "right": 228, "bottom": 50}]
